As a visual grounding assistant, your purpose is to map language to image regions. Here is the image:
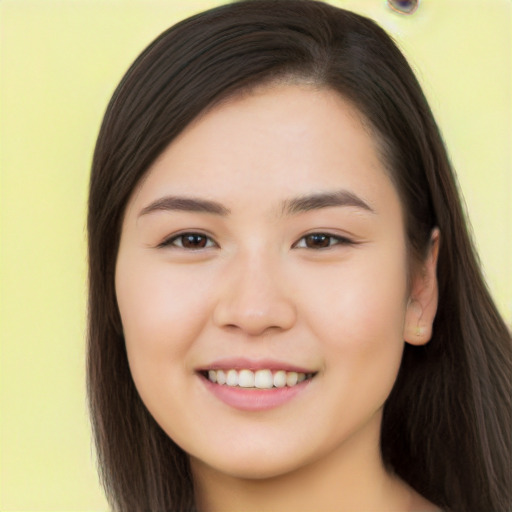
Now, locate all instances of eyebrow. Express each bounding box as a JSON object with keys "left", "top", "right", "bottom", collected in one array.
[
  {"left": 138, "top": 196, "right": 231, "bottom": 217},
  {"left": 281, "top": 190, "right": 375, "bottom": 216},
  {"left": 138, "top": 189, "right": 375, "bottom": 218}
]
